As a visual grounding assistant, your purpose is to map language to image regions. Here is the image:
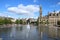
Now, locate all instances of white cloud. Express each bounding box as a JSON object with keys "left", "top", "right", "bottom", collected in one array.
[
  {"left": 7, "top": 4, "right": 39, "bottom": 18},
  {"left": 50, "top": 10, "right": 60, "bottom": 13},
  {"left": 57, "top": 2, "right": 60, "bottom": 5},
  {"left": 56, "top": 10, "right": 60, "bottom": 13}
]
